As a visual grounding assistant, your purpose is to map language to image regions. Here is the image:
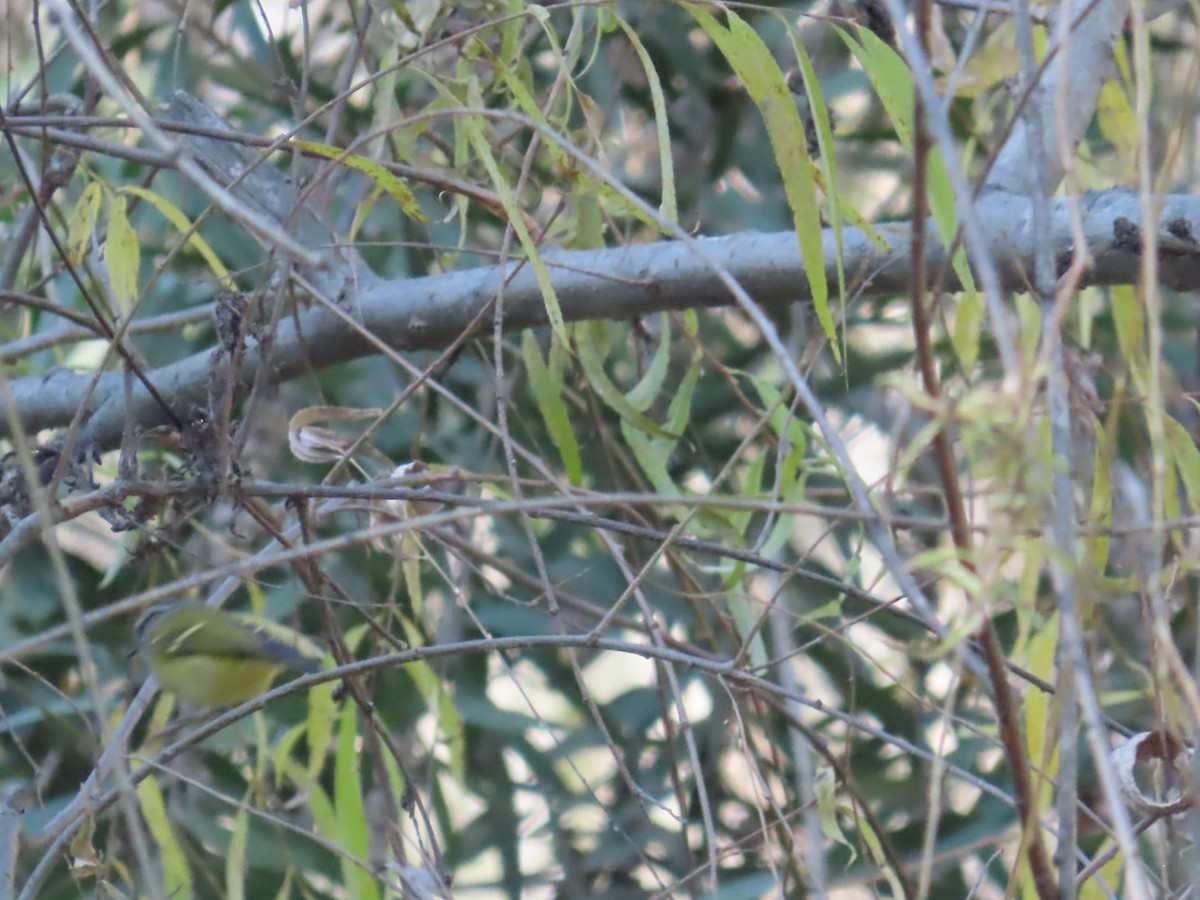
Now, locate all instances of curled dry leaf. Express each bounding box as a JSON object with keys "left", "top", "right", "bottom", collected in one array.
[
  {"left": 288, "top": 405, "right": 385, "bottom": 464},
  {"left": 1112, "top": 729, "right": 1194, "bottom": 816}
]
